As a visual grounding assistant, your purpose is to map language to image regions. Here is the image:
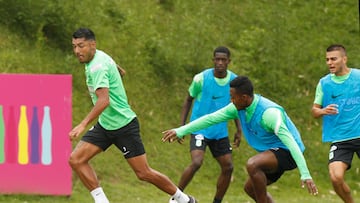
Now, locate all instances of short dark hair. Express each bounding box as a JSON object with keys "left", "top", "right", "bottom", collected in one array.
[
  {"left": 213, "top": 46, "right": 231, "bottom": 57},
  {"left": 326, "top": 44, "right": 346, "bottom": 56},
  {"left": 230, "top": 76, "right": 254, "bottom": 96},
  {"left": 72, "top": 28, "right": 96, "bottom": 40}
]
